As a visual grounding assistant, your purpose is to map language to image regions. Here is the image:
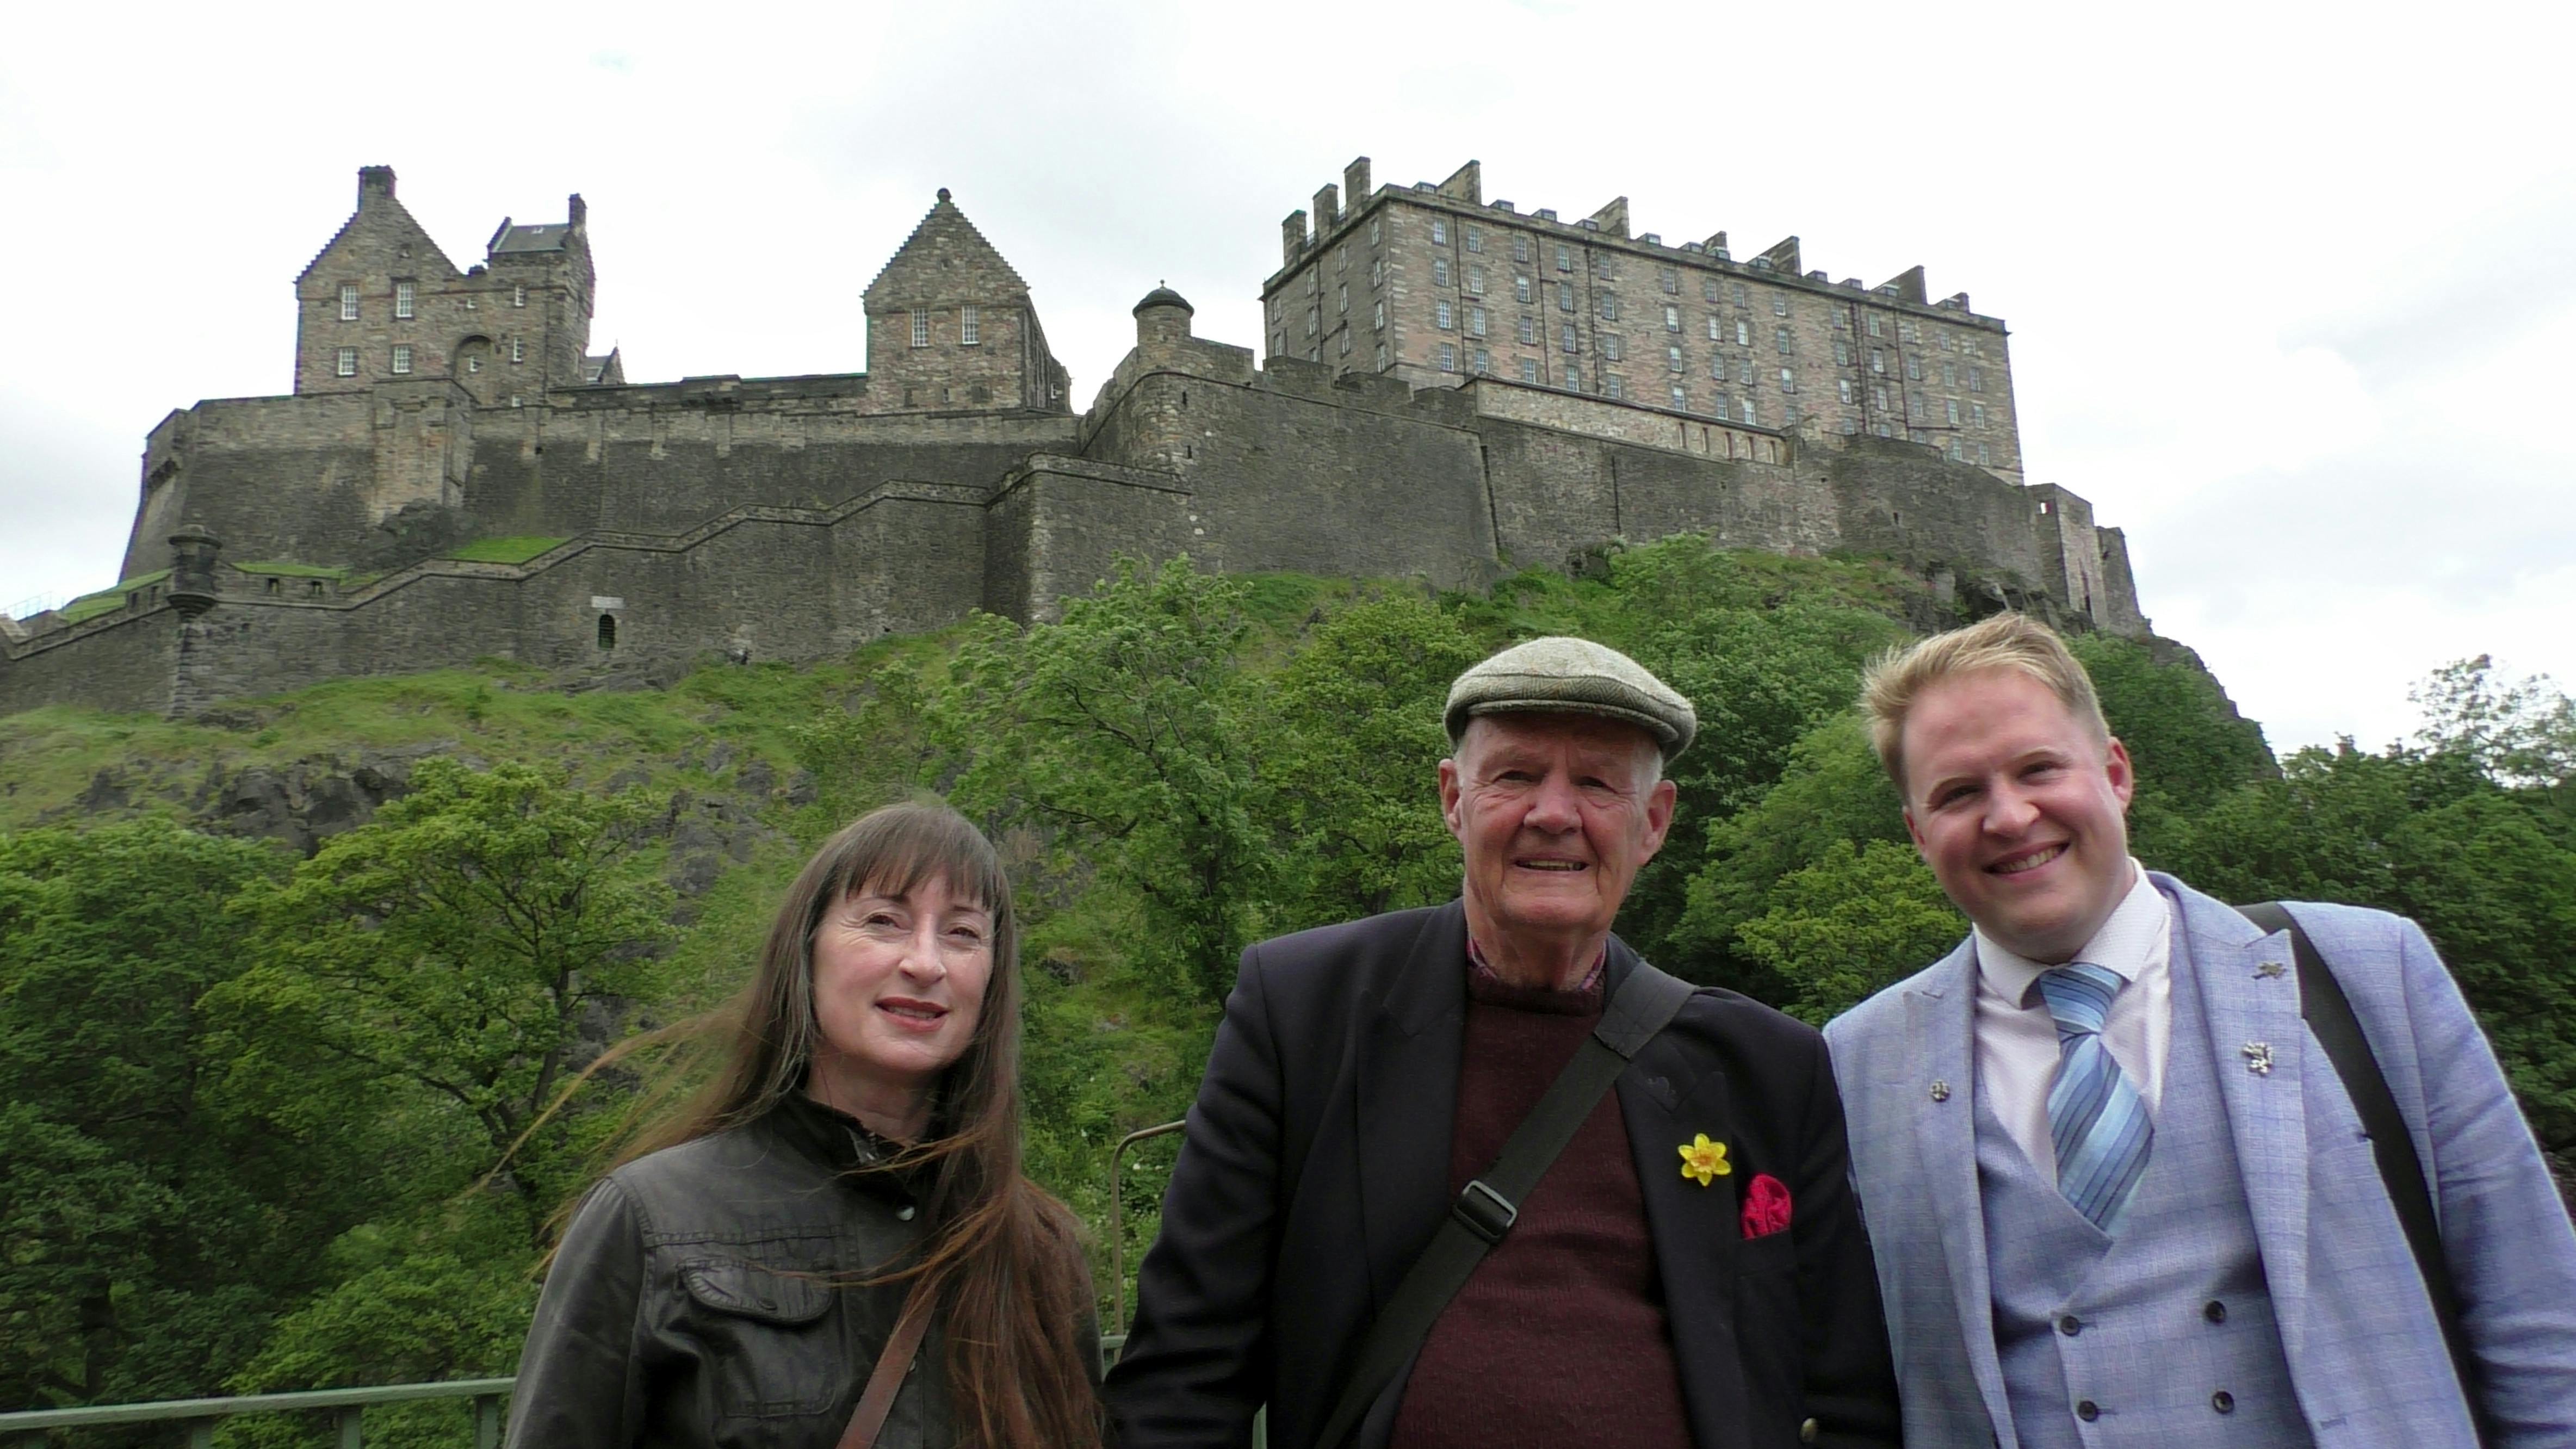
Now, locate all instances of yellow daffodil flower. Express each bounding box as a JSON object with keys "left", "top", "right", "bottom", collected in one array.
[{"left": 1679, "top": 1132, "right": 1730, "bottom": 1186}]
